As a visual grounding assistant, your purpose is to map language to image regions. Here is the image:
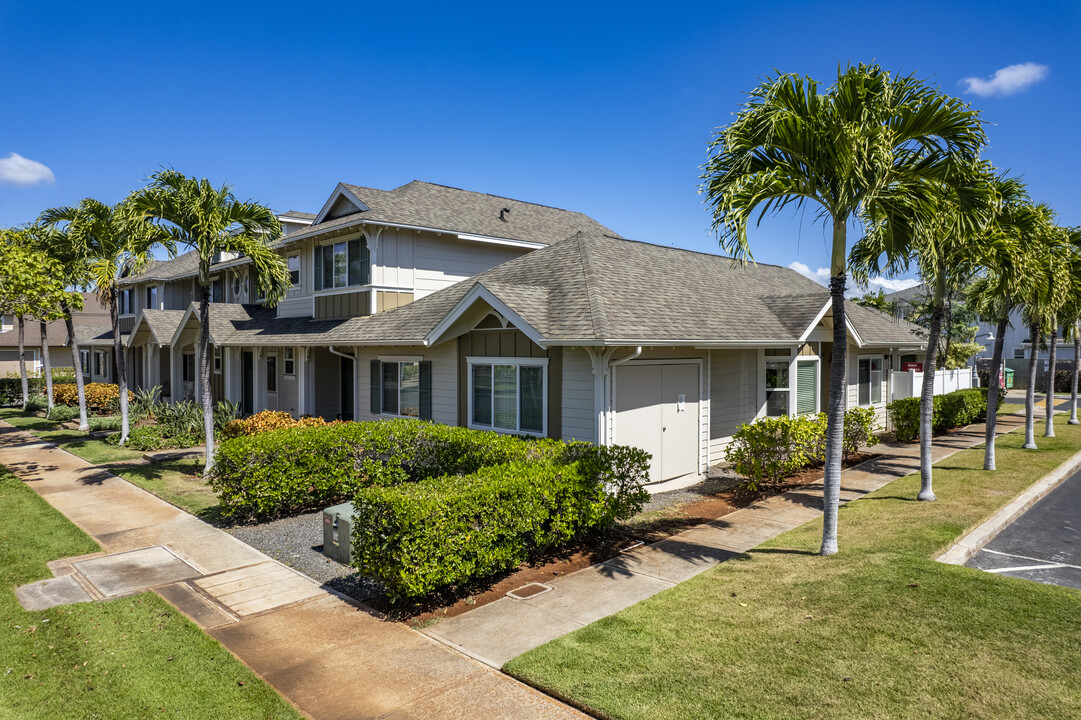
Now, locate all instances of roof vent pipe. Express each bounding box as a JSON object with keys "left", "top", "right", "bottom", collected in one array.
[{"left": 499, "top": 207, "right": 511, "bottom": 222}]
